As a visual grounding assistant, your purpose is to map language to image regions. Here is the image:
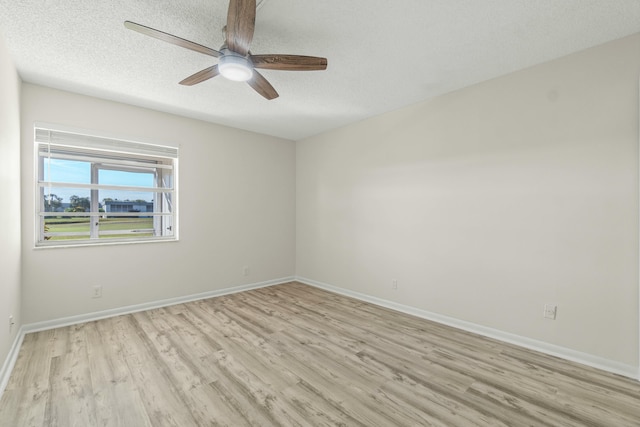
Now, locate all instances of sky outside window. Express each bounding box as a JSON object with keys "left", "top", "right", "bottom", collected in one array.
[{"left": 44, "top": 158, "right": 155, "bottom": 203}]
